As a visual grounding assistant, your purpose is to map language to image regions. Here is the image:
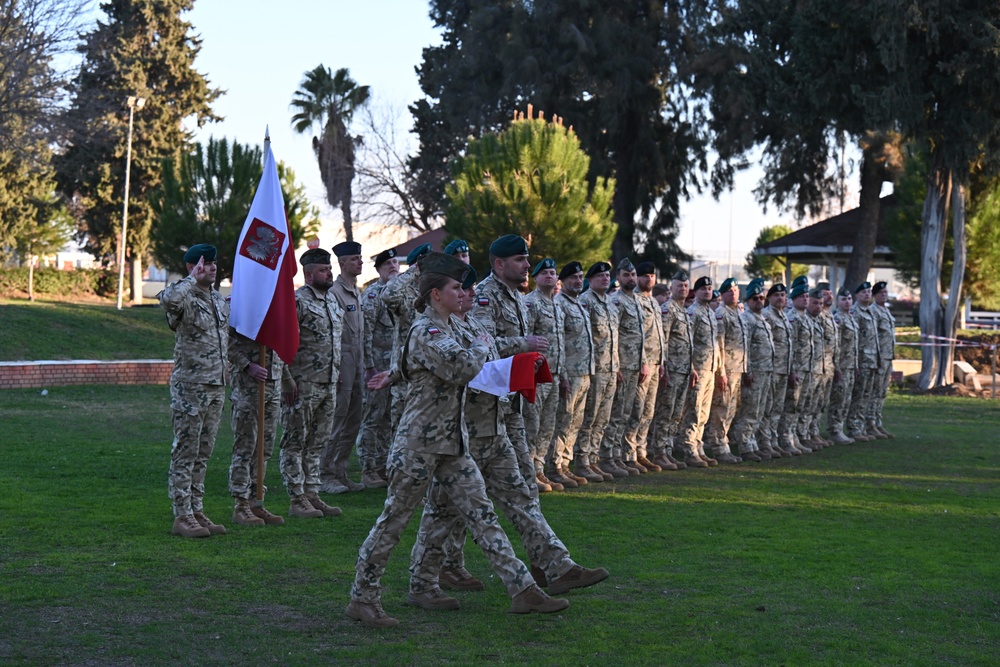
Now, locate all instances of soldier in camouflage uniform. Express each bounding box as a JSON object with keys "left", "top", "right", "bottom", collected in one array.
[
  {"left": 347, "top": 253, "right": 568, "bottom": 628},
  {"left": 546, "top": 262, "right": 594, "bottom": 489},
  {"left": 600, "top": 258, "right": 646, "bottom": 478},
  {"left": 871, "top": 281, "right": 896, "bottom": 438},
  {"left": 801, "top": 288, "right": 827, "bottom": 450},
  {"left": 809, "top": 283, "right": 839, "bottom": 446},
  {"left": 524, "top": 258, "right": 565, "bottom": 492},
  {"left": 650, "top": 271, "right": 694, "bottom": 469},
  {"left": 761, "top": 284, "right": 793, "bottom": 458},
  {"left": 848, "top": 282, "right": 881, "bottom": 441},
  {"left": 623, "top": 261, "right": 667, "bottom": 472},
  {"left": 677, "top": 276, "right": 725, "bottom": 467},
  {"left": 277, "top": 248, "right": 344, "bottom": 520},
  {"left": 470, "top": 235, "right": 551, "bottom": 497},
  {"left": 159, "top": 244, "right": 229, "bottom": 539},
  {"left": 827, "top": 287, "right": 858, "bottom": 444},
  {"left": 573, "top": 261, "right": 619, "bottom": 482},
  {"left": 781, "top": 283, "right": 814, "bottom": 455},
  {"left": 227, "top": 331, "right": 290, "bottom": 527},
  {"left": 728, "top": 279, "right": 773, "bottom": 461},
  {"left": 357, "top": 248, "right": 400, "bottom": 489},
  {"left": 705, "top": 277, "right": 748, "bottom": 464}
]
